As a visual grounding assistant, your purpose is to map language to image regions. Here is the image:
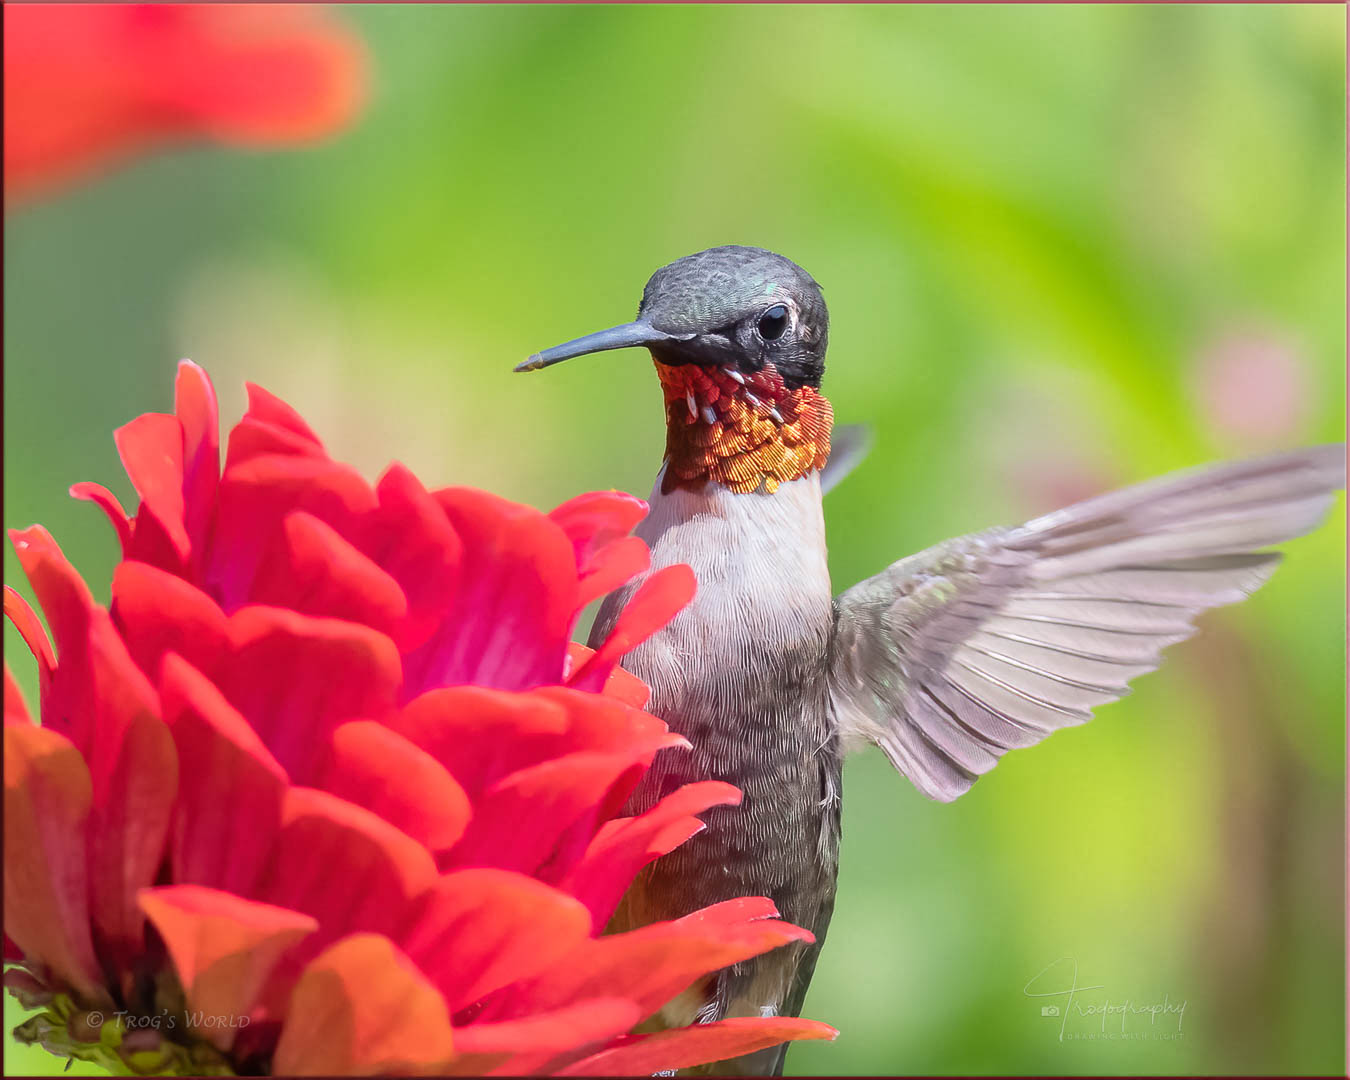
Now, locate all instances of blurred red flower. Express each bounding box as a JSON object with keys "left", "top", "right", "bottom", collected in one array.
[
  {"left": 4, "top": 4, "right": 368, "bottom": 207},
  {"left": 4, "top": 363, "right": 836, "bottom": 1074}
]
